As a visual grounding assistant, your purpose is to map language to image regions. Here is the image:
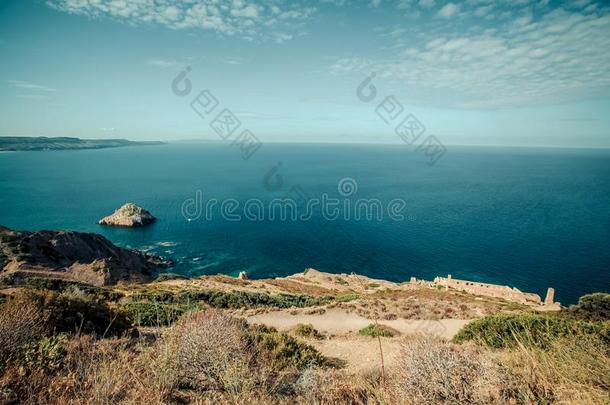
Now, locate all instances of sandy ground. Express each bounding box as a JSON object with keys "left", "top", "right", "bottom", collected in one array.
[
  {"left": 246, "top": 308, "right": 473, "bottom": 372},
  {"left": 246, "top": 308, "right": 470, "bottom": 340}
]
